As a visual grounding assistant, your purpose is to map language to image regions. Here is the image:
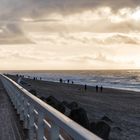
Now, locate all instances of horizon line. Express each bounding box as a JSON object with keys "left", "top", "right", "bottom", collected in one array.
[{"left": 0, "top": 69, "right": 140, "bottom": 71}]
